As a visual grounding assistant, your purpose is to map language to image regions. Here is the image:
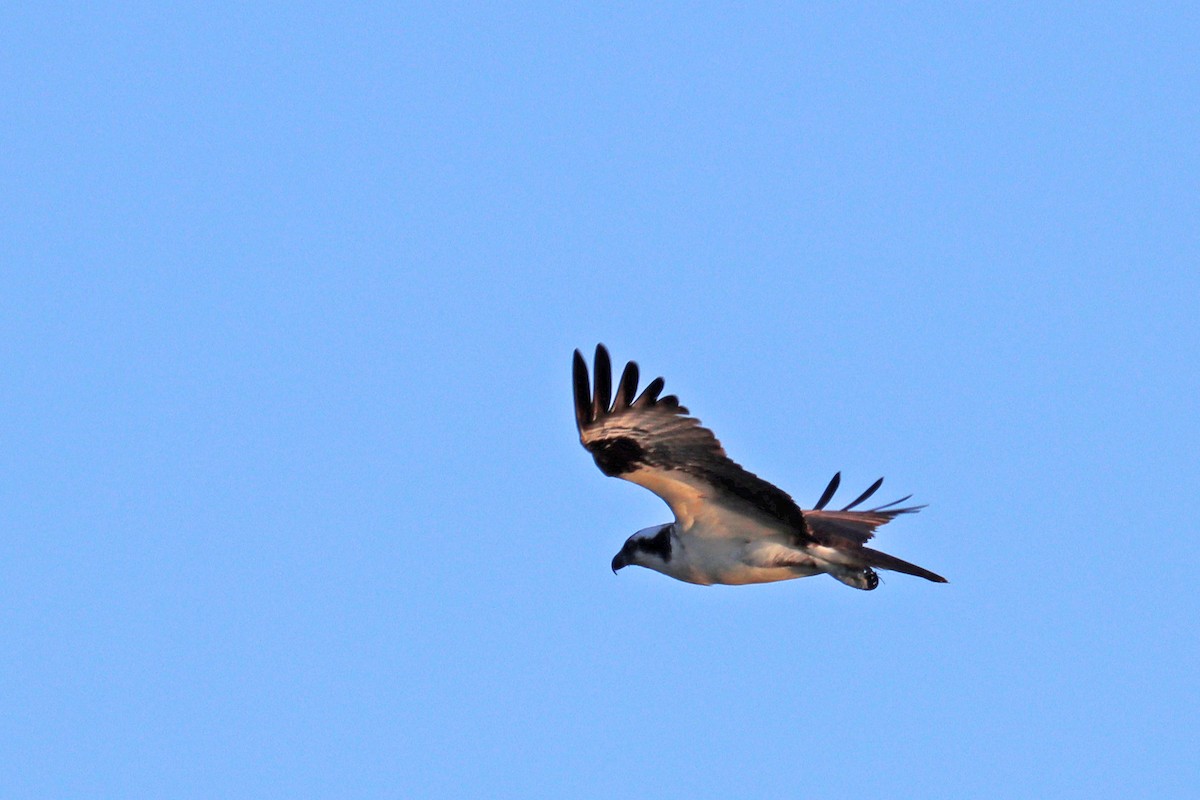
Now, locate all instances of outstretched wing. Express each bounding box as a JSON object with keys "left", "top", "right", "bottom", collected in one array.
[
  {"left": 804, "top": 471, "right": 926, "bottom": 545},
  {"left": 573, "top": 344, "right": 811, "bottom": 539}
]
